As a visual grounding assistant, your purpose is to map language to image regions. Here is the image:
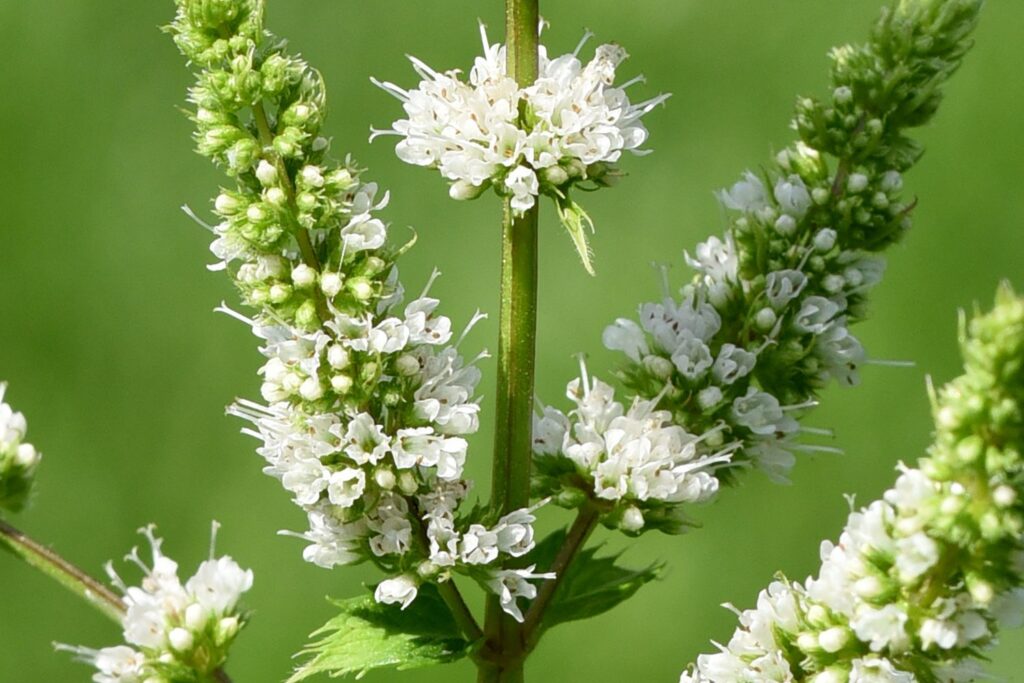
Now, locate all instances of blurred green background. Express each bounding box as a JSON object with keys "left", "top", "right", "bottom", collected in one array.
[{"left": 1, "top": 1, "right": 1022, "bottom": 681}]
